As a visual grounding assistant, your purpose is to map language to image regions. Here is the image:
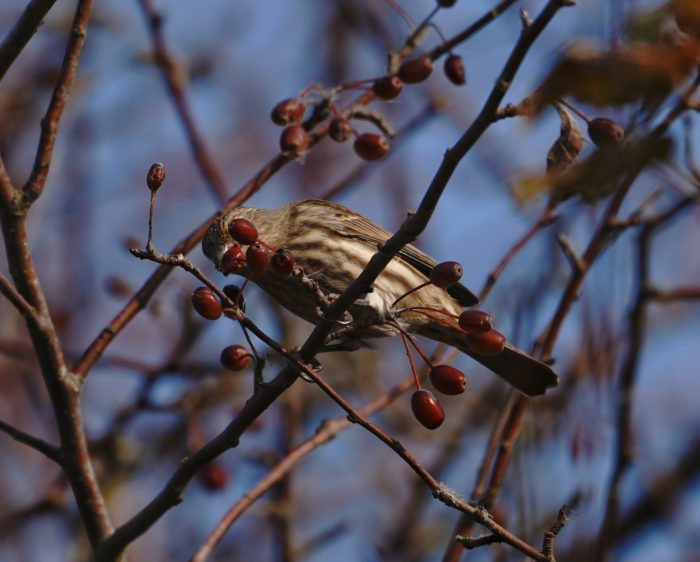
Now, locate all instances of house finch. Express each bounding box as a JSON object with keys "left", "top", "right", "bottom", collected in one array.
[{"left": 202, "top": 199, "right": 558, "bottom": 396}]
